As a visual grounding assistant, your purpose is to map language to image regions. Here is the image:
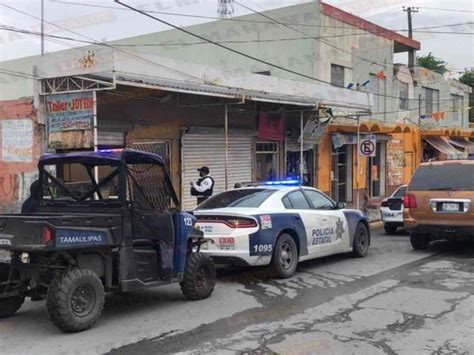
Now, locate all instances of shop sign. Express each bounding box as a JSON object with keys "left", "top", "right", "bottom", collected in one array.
[
  {"left": 46, "top": 92, "right": 94, "bottom": 132},
  {"left": 332, "top": 133, "right": 358, "bottom": 149},
  {"left": 301, "top": 117, "right": 328, "bottom": 144},
  {"left": 359, "top": 134, "right": 377, "bottom": 157},
  {"left": 257, "top": 113, "right": 285, "bottom": 141},
  {"left": 1, "top": 119, "right": 33, "bottom": 162}
]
